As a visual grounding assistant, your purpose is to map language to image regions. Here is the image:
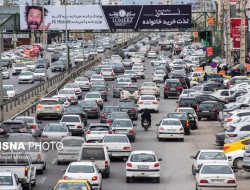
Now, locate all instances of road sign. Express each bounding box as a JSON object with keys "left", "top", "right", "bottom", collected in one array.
[
  {"left": 208, "top": 17, "right": 215, "bottom": 26},
  {"left": 211, "top": 61, "right": 217, "bottom": 68},
  {"left": 30, "top": 51, "right": 36, "bottom": 58},
  {"left": 207, "top": 47, "right": 213, "bottom": 56}
]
